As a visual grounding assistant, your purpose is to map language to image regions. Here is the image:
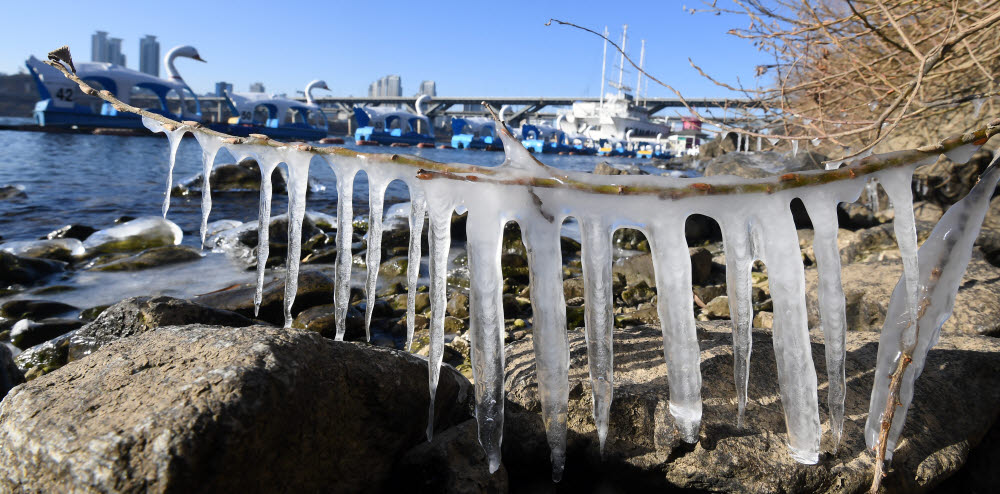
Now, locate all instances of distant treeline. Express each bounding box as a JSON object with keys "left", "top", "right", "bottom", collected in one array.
[{"left": 0, "top": 73, "right": 39, "bottom": 117}]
